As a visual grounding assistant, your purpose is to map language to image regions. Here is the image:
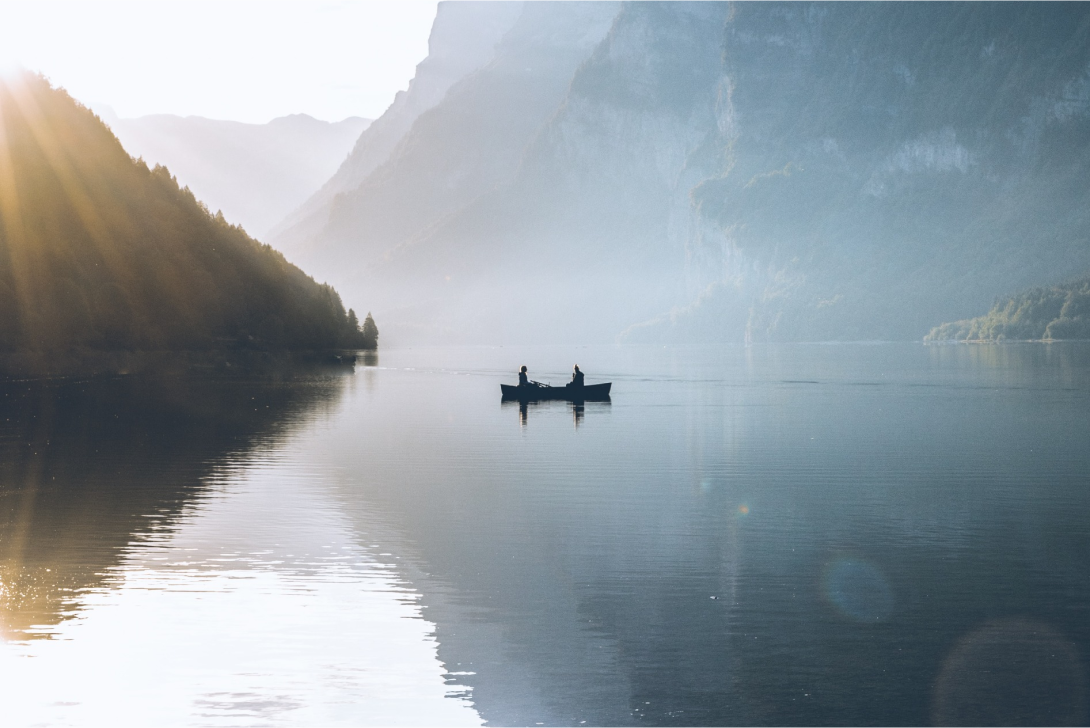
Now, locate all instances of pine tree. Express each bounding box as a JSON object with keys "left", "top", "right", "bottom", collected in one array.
[{"left": 361, "top": 313, "right": 379, "bottom": 350}]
